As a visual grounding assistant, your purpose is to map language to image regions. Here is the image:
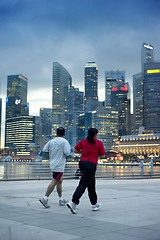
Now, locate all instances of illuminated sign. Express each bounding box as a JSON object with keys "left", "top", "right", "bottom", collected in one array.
[
  {"left": 147, "top": 69, "right": 160, "bottom": 74},
  {"left": 121, "top": 87, "right": 128, "bottom": 91},
  {"left": 15, "top": 99, "right": 21, "bottom": 105},
  {"left": 112, "top": 87, "right": 118, "bottom": 91},
  {"left": 144, "top": 44, "right": 153, "bottom": 50}
]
